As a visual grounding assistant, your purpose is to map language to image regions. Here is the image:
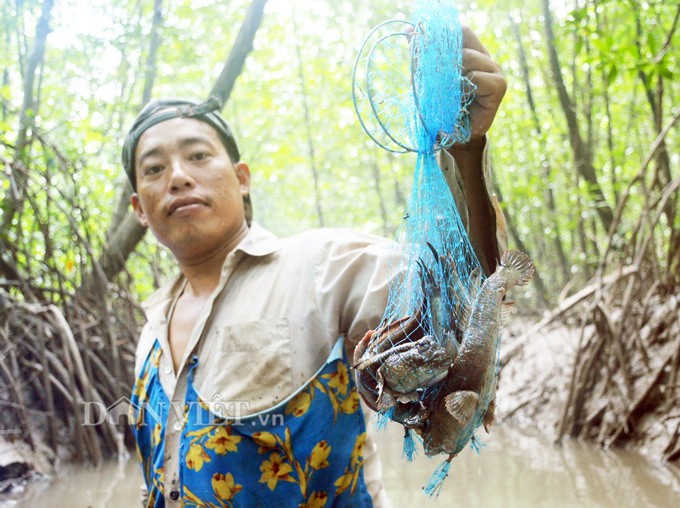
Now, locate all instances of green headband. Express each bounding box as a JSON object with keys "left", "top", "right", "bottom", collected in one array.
[{"left": 121, "top": 97, "right": 240, "bottom": 191}]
